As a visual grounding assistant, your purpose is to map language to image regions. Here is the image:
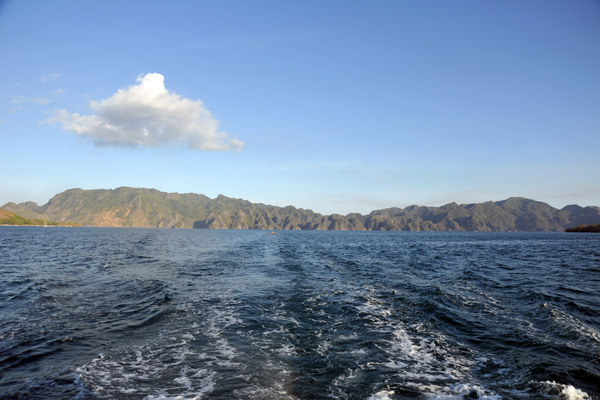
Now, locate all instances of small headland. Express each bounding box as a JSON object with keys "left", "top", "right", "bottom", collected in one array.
[
  {"left": 0, "top": 209, "right": 80, "bottom": 227},
  {"left": 565, "top": 223, "right": 600, "bottom": 233}
]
